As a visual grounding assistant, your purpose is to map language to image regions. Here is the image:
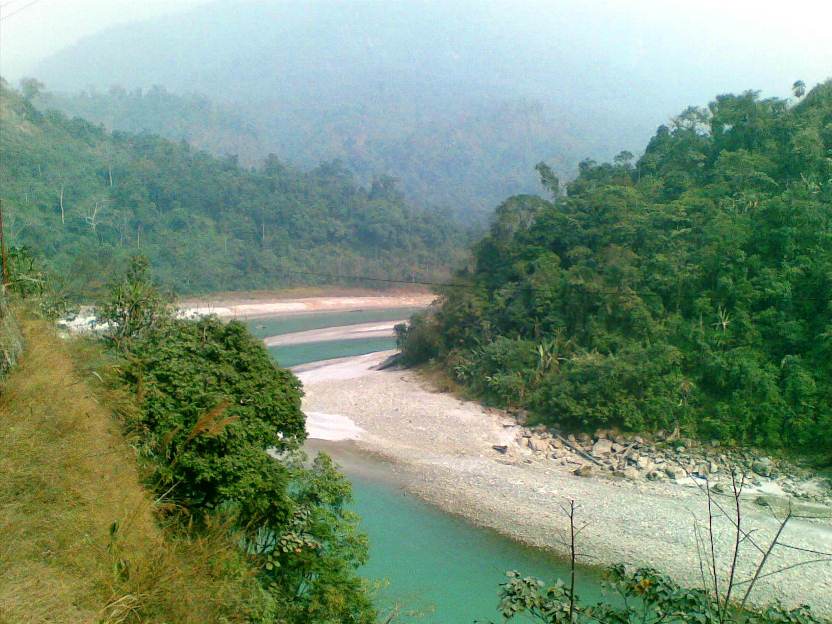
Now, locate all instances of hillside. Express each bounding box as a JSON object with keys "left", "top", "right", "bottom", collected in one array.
[
  {"left": 35, "top": 85, "right": 595, "bottom": 219},
  {"left": 0, "top": 320, "right": 266, "bottom": 622},
  {"left": 27, "top": 0, "right": 667, "bottom": 218},
  {"left": 401, "top": 81, "right": 832, "bottom": 455},
  {"left": 0, "top": 82, "right": 465, "bottom": 298},
  {"left": 36, "top": 85, "right": 268, "bottom": 166}
]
